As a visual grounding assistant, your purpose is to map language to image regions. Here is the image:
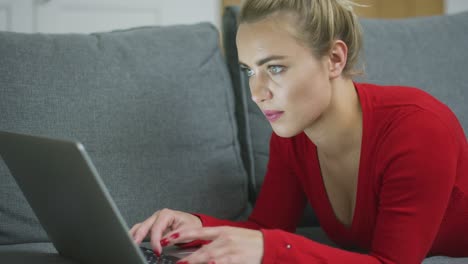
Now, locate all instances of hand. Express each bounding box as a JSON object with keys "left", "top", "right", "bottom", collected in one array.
[
  {"left": 129, "top": 208, "right": 202, "bottom": 255},
  {"left": 161, "top": 226, "right": 264, "bottom": 264}
]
